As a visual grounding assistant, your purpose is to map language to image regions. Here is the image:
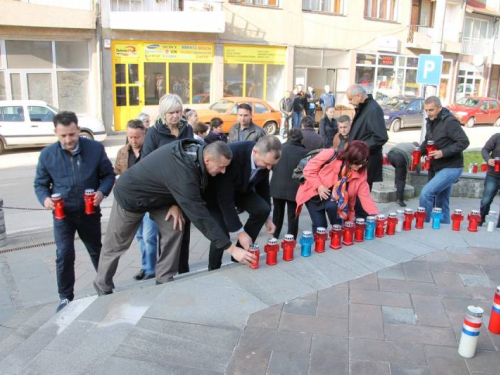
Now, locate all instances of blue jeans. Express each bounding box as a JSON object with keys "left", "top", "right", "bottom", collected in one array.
[
  {"left": 419, "top": 167, "right": 462, "bottom": 224},
  {"left": 292, "top": 111, "right": 302, "bottom": 129},
  {"left": 135, "top": 213, "right": 158, "bottom": 275},
  {"left": 480, "top": 174, "right": 500, "bottom": 227},
  {"left": 305, "top": 199, "right": 343, "bottom": 233}
]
